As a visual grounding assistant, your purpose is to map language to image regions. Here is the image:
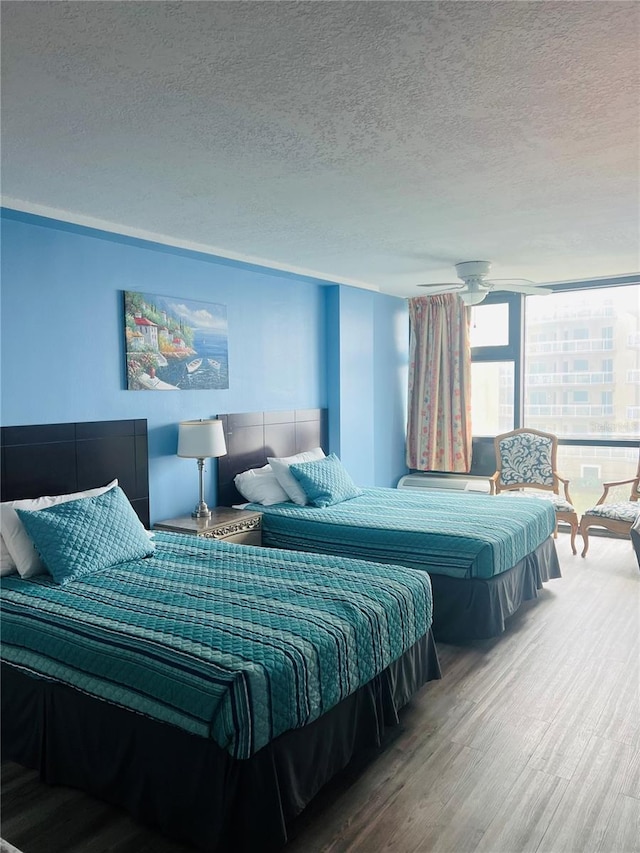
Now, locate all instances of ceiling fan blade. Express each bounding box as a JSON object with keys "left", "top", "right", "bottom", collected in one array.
[
  {"left": 417, "top": 282, "right": 464, "bottom": 291},
  {"left": 488, "top": 278, "right": 535, "bottom": 286},
  {"left": 490, "top": 281, "right": 552, "bottom": 296}
]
